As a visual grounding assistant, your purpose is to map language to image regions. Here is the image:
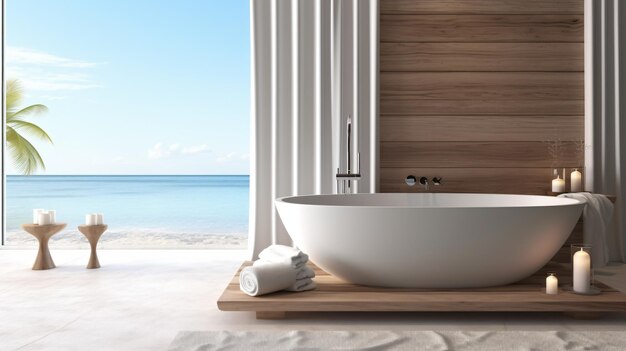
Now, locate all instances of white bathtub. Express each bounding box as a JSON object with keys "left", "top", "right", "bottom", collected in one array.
[{"left": 275, "top": 193, "right": 585, "bottom": 288}]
